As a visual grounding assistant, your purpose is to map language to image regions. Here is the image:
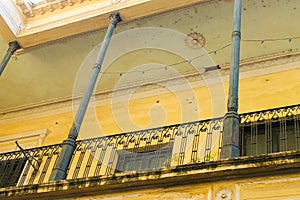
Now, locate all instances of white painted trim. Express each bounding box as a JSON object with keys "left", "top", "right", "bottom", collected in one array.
[
  {"left": 235, "top": 184, "right": 240, "bottom": 200},
  {"left": 0, "top": 129, "right": 49, "bottom": 153},
  {"left": 207, "top": 190, "right": 212, "bottom": 200},
  {"left": 0, "top": 1, "right": 25, "bottom": 35}
]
